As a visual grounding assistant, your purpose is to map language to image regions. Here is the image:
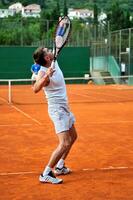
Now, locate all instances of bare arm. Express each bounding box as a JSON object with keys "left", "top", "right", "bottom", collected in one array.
[{"left": 32, "top": 67, "right": 54, "bottom": 93}]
